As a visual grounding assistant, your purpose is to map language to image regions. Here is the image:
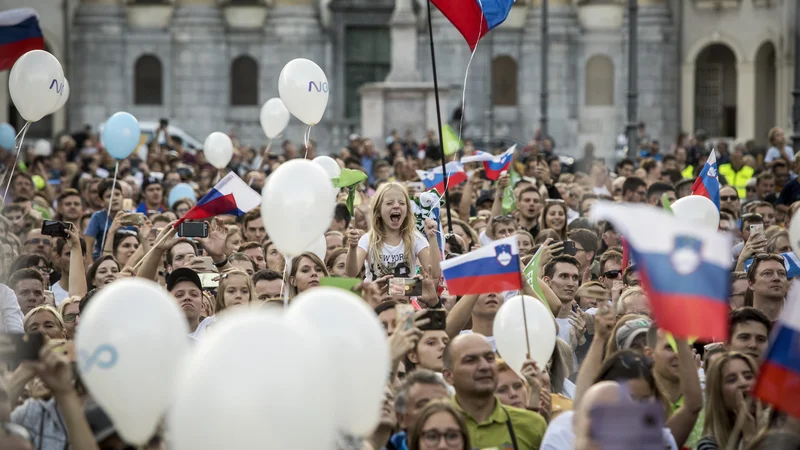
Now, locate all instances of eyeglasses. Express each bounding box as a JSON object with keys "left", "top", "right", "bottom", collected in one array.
[
  {"left": 421, "top": 430, "right": 463, "bottom": 447},
  {"left": 63, "top": 313, "right": 78, "bottom": 323},
  {"left": 26, "top": 238, "right": 52, "bottom": 246},
  {"left": 720, "top": 195, "right": 738, "bottom": 202},
  {"left": 603, "top": 269, "right": 621, "bottom": 279},
  {"left": 746, "top": 186, "right": 757, "bottom": 192}
]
